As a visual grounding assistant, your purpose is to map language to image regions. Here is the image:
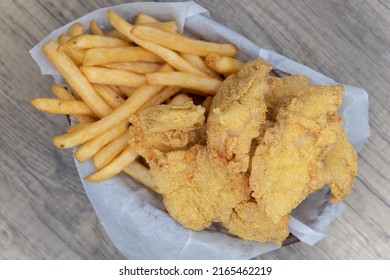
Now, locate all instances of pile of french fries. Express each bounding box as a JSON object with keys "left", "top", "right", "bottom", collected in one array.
[{"left": 30, "top": 11, "right": 245, "bottom": 186}]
